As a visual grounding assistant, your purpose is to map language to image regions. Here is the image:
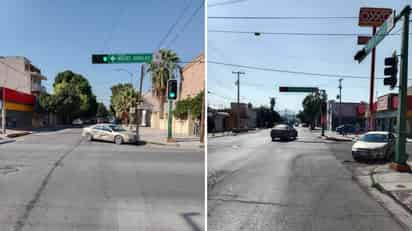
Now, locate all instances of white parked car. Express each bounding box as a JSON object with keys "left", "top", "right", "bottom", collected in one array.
[
  {"left": 82, "top": 124, "right": 138, "bottom": 145},
  {"left": 72, "top": 118, "right": 83, "bottom": 125},
  {"left": 351, "top": 131, "right": 395, "bottom": 161}
]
